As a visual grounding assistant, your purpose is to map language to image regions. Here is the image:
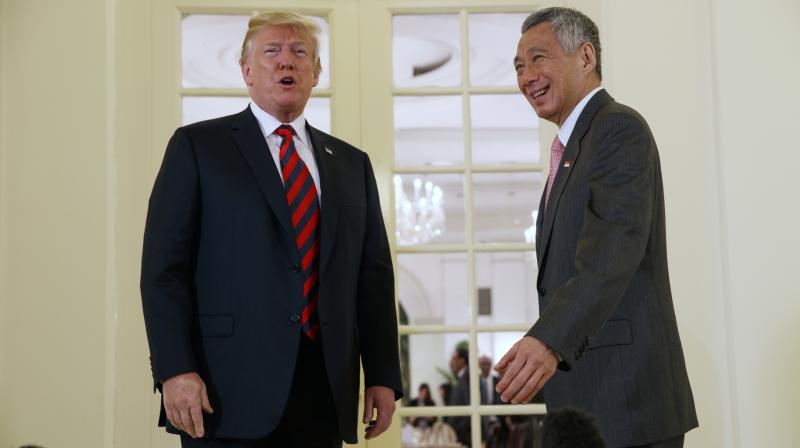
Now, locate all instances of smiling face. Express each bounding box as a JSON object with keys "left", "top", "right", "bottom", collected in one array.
[
  {"left": 514, "top": 22, "right": 599, "bottom": 126},
  {"left": 241, "top": 25, "right": 320, "bottom": 123}
]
